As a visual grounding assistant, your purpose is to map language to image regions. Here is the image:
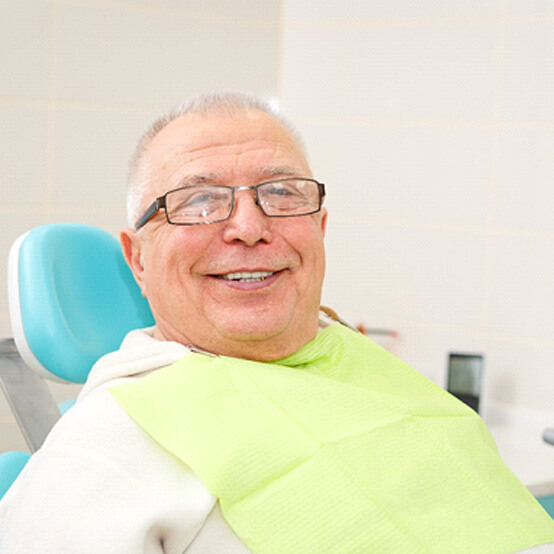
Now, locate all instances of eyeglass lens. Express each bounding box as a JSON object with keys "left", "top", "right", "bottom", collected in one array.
[{"left": 165, "top": 179, "right": 321, "bottom": 225}]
